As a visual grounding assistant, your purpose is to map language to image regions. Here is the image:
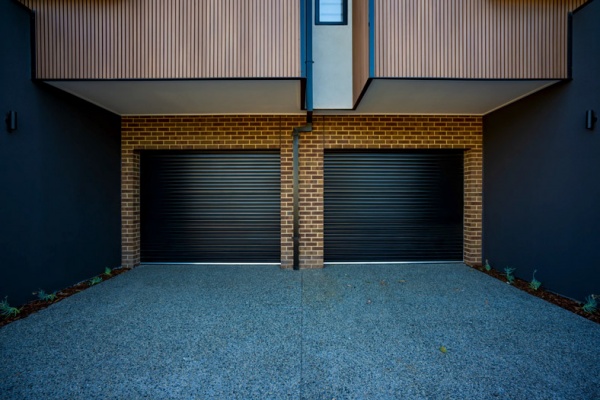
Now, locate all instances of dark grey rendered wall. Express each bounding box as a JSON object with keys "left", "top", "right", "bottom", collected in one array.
[
  {"left": 483, "top": 1, "right": 600, "bottom": 301},
  {"left": 0, "top": 1, "right": 121, "bottom": 306}
]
